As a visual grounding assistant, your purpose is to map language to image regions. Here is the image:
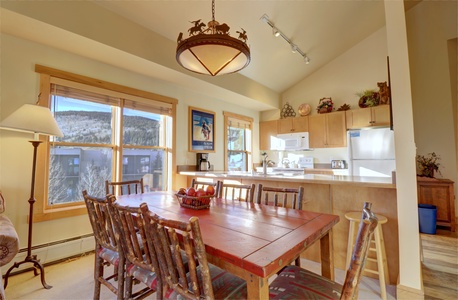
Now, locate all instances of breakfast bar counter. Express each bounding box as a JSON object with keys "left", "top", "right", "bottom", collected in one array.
[{"left": 179, "top": 170, "right": 399, "bottom": 284}]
